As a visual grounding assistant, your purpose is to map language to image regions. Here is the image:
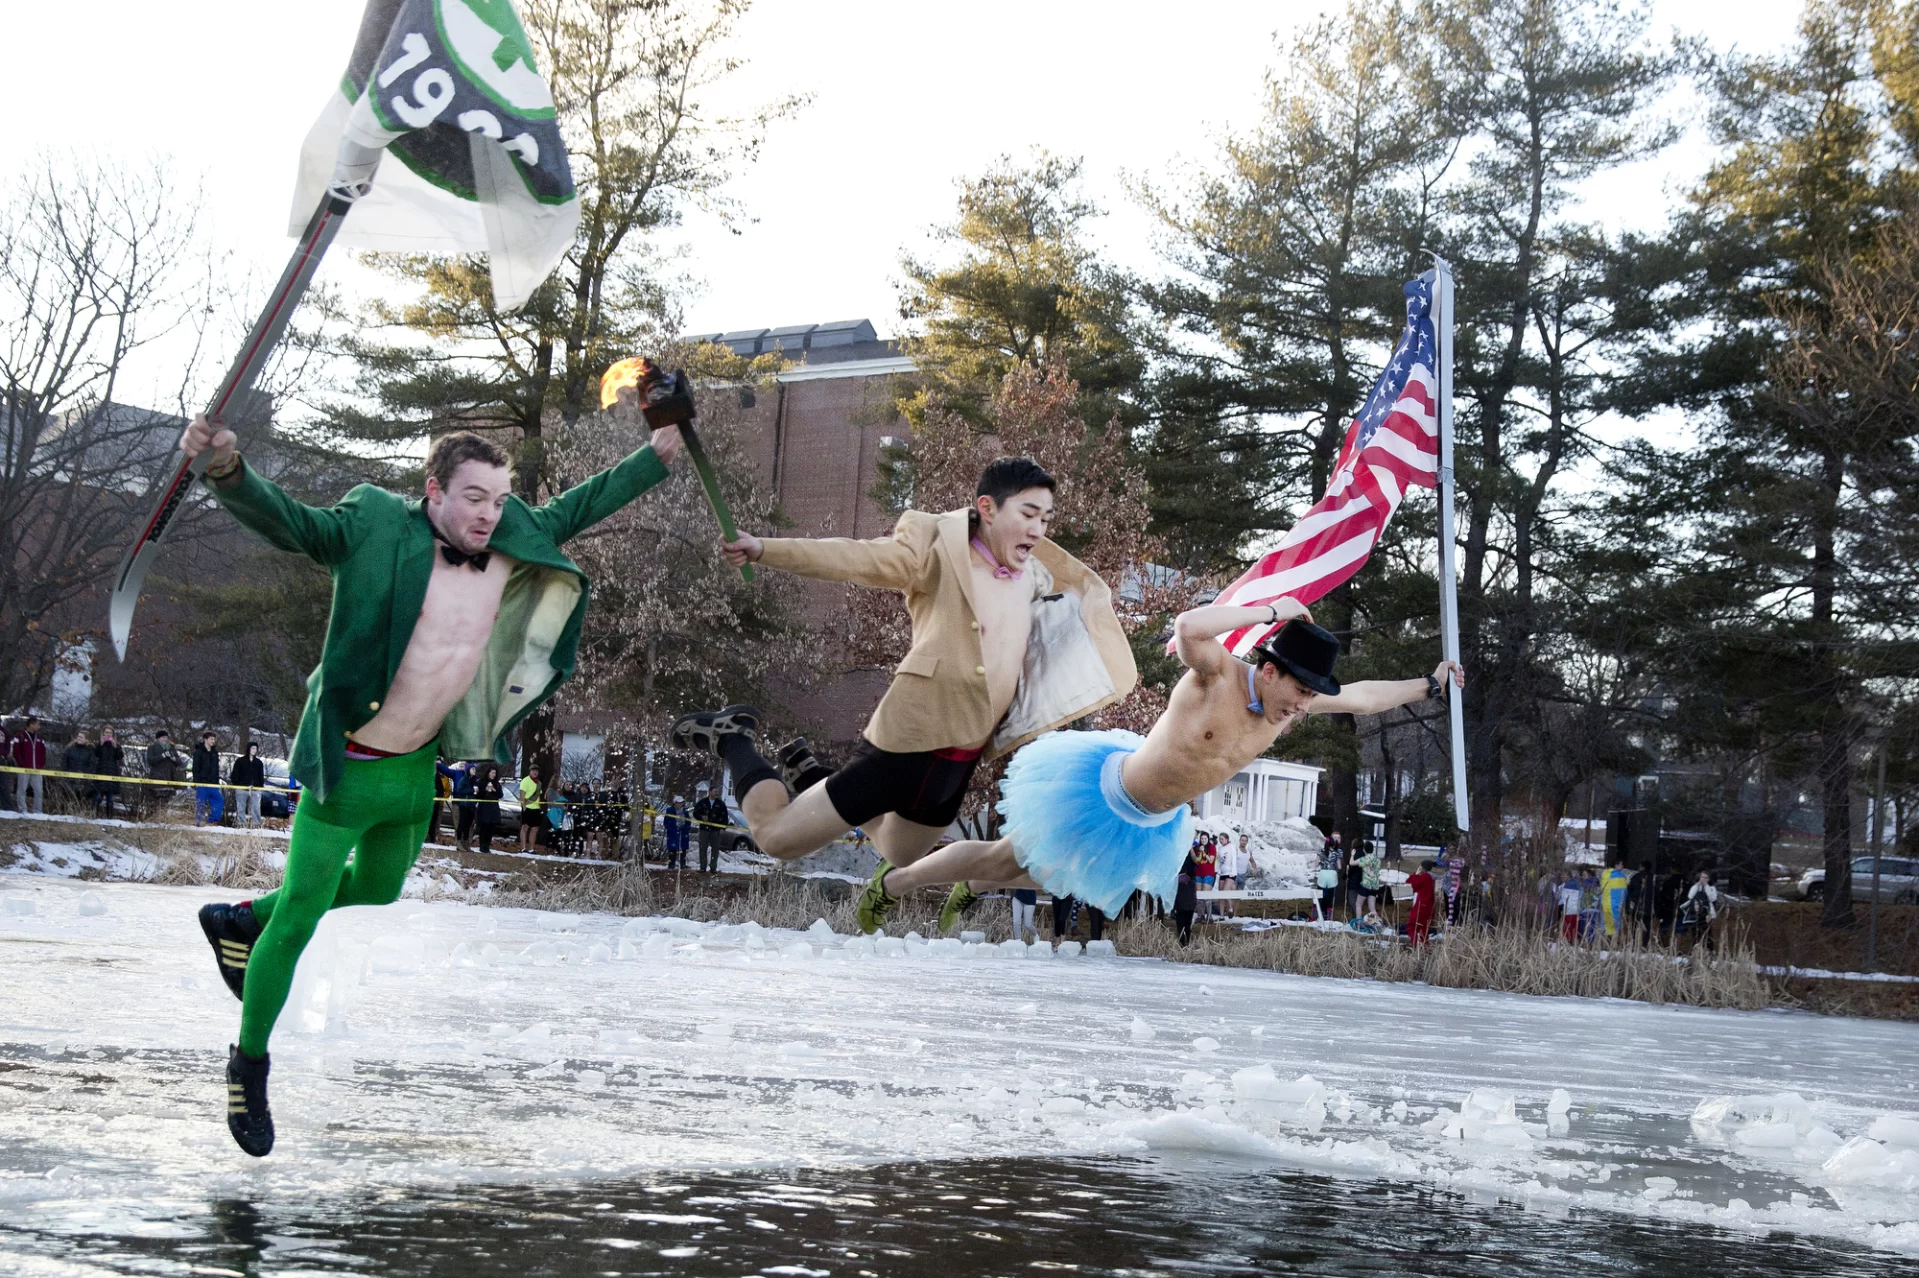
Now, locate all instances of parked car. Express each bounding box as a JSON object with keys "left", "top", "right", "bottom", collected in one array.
[
  {"left": 261, "top": 757, "right": 301, "bottom": 819},
  {"left": 1797, "top": 855, "right": 1919, "bottom": 904},
  {"left": 724, "top": 799, "right": 758, "bottom": 852}
]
